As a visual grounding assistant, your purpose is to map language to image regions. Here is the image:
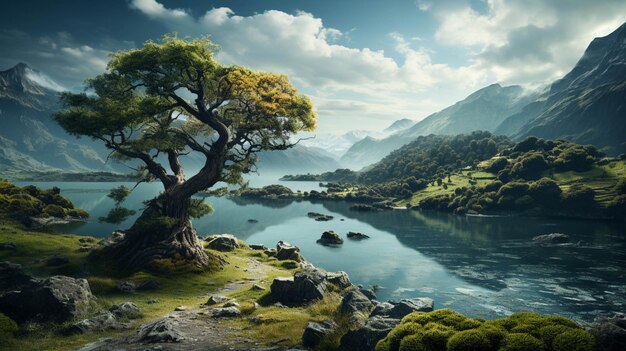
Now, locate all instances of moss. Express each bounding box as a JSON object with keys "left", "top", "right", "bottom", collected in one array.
[
  {"left": 385, "top": 322, "right": 424, "bottom": 351},
  {"left": 398, "top": 333, "right": 426, "bottom": 351},
  {"left": 538, "top": 325, "right": 572, "bottom": 347},
  {"left": 552, "top": 329, "right": 595, "bottom": 351},
  {"left": 478, "top": 325, "right": 507, "bottom": 350},
  {"left": 43, "top": 204, "right": 67, "bottom": 218},
  {"left": 420, "top": 327, "right": 454, "bottom": 351},
  {"left": 67, "top": 208, "right": 89, "bottom": 219},
  {"left": 446, "top": 329, "right": 490, "bottom": 351},
  {"left": 0, "top": 312, "right": 18, "bottom": 337},
  {"left": 499, "top": 333, "right": 544, "bottom": 351}
]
